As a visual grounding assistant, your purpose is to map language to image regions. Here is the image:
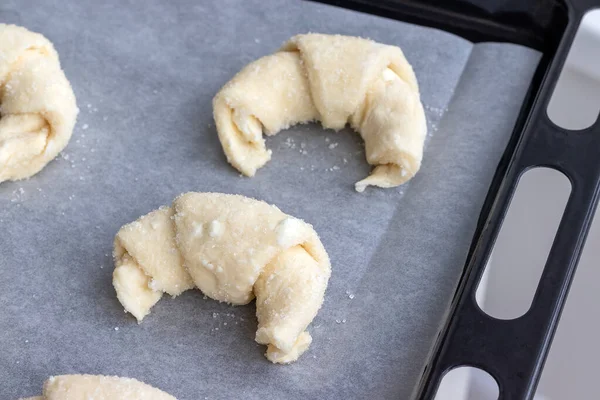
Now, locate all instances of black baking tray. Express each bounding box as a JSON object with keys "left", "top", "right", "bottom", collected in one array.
[{"left": 310, "top": 1, "right": 600, "bottom": 399}]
